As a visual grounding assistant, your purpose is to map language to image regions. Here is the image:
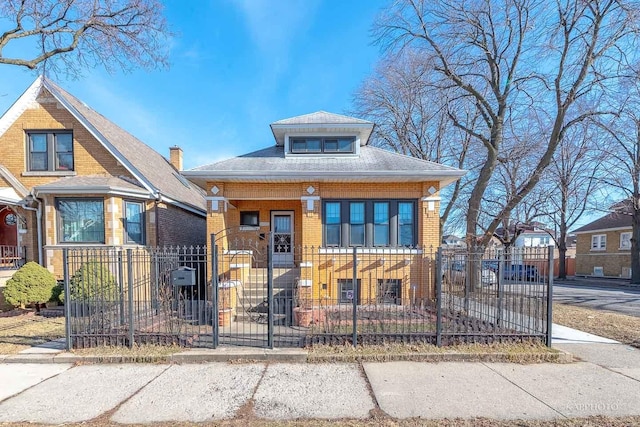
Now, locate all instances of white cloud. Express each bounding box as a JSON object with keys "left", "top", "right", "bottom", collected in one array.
[{"left": 235, "top": 0, "right": 320, "bottom": 56}]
